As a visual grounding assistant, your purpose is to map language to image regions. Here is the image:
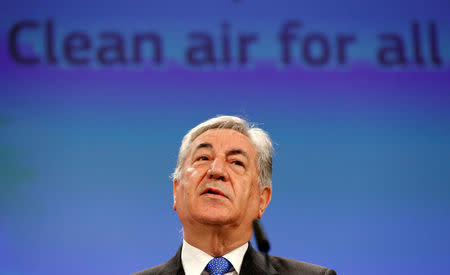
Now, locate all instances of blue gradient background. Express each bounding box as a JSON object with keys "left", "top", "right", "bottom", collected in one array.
[{"left": 1, "top": 0, "right": 450, "bottom": 274}]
